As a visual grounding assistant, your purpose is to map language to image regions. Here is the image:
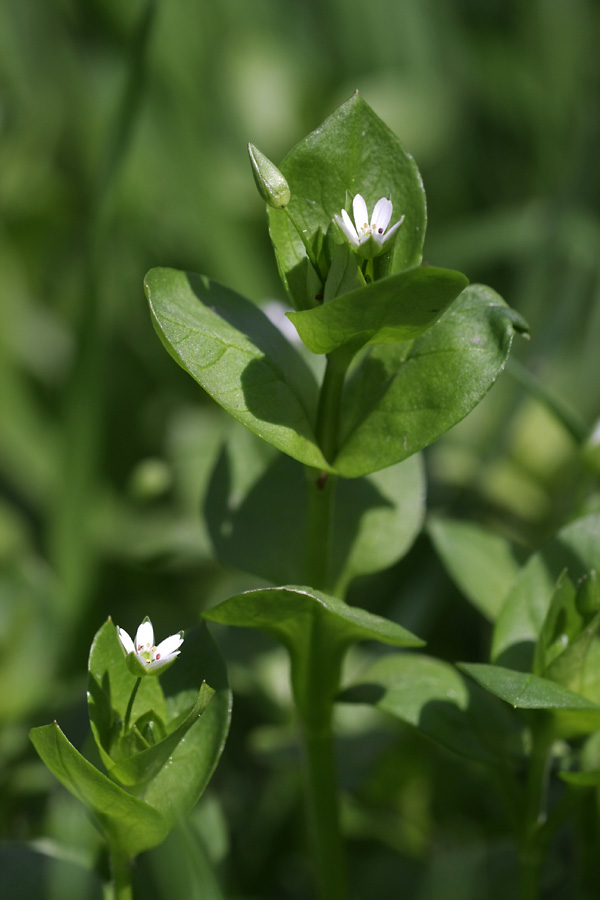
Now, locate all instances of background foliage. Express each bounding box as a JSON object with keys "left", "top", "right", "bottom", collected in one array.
[{"left": 1, "top": 1, "right": 600, "bottom": 897}]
